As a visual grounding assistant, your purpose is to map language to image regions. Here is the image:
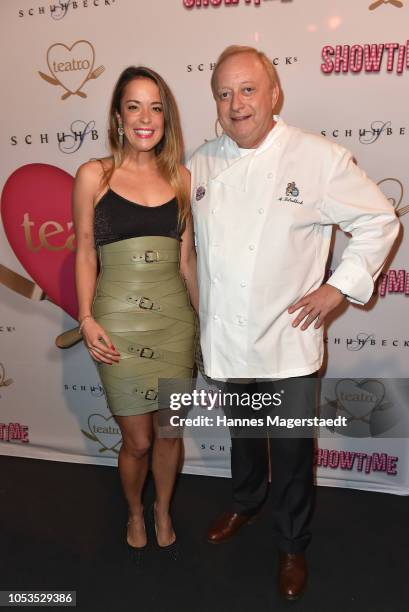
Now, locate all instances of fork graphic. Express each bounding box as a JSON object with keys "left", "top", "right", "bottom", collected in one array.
[{"left": 88, "top": 65, "right": 105, "bottom": 80}]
